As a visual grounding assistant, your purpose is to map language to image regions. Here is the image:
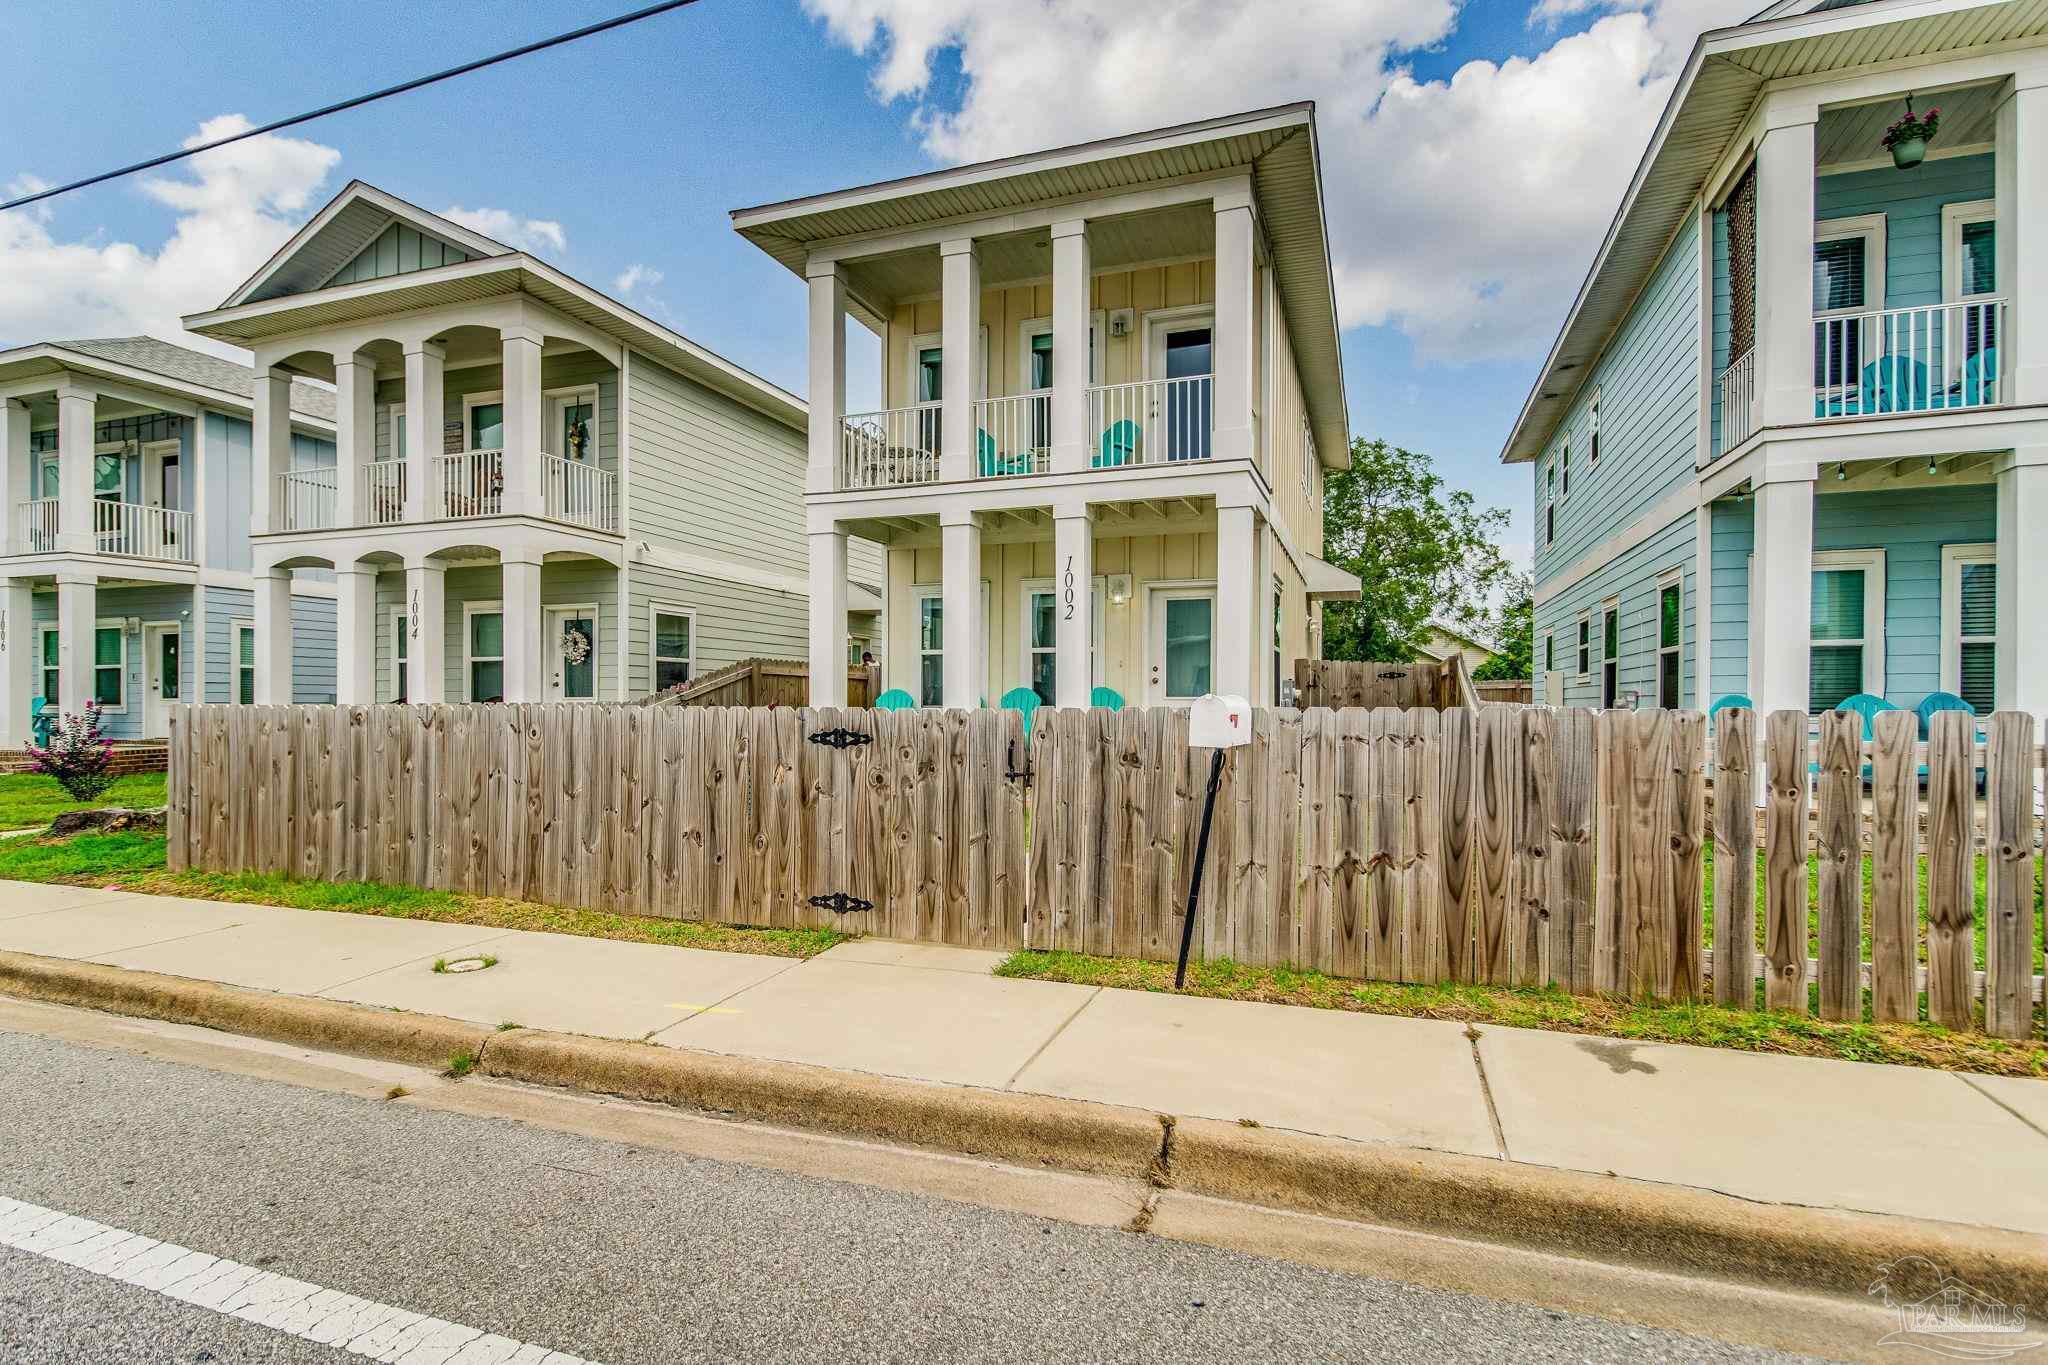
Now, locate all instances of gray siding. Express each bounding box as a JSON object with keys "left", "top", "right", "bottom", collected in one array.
[
  {"left": 625, "top": 564, "right": 809, "bottom": 694},
  {"left": 373, "top": 563, "right": 620, "bottom": 701},
  {"left": 29, "top": 585, "right": 196, "bottom": 740},
  {"left": 372, "top": 355, "right": 617, "bottom": 473},
  {"left": 1533, "top": 513, "right": 1696, "bottom": 710}
]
